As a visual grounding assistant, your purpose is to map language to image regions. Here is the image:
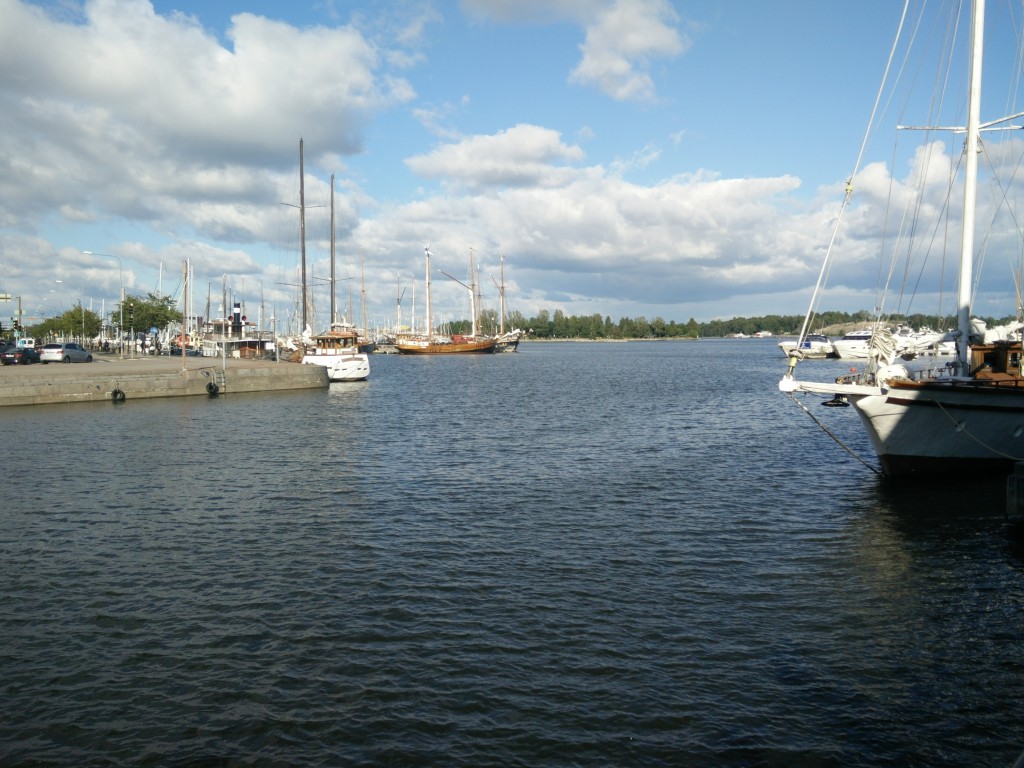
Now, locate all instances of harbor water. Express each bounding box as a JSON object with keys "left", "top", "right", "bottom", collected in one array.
[{"left": 2, "top": 340, "right": 1022, "bottom": 766}]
